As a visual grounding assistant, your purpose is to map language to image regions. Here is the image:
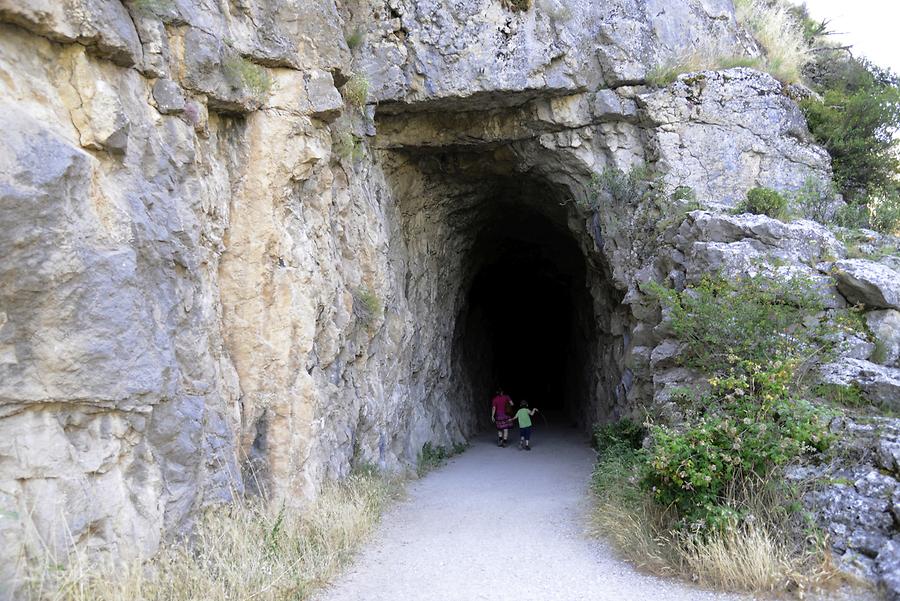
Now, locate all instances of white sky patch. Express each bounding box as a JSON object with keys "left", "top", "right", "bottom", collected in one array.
[{"left": 801, "top": 0, "right": 900, "bottom": 74}]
